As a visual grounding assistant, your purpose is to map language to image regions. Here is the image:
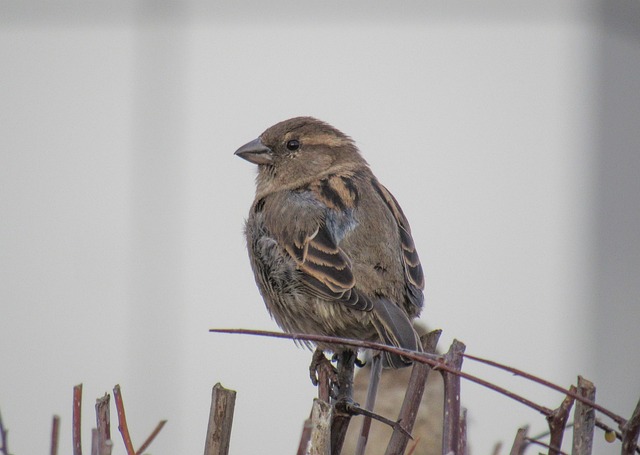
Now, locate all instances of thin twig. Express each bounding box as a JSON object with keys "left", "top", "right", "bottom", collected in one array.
[
  {"left": 546, "top": 388, "right": 575, "bottom": 455},
  {"left": 73, "top": 384, "right": 83, "bottom": 455},
  {"left": 50, "top": 415, "right": 60, "bottom": 455},
  {"left": 407, "top": 437, "right": 421, "bottom": 455},
  {"left": 0, "top": 410, "right": 9, "bottom": 455},
  {"left": 509, "top": 426, "right": 528, "bottom": 455},
  {"left": 622, "top": 398, "right": 640, "bottom": 455},
  {"left": 528, "top": 422, "right": 574, "bottom": 441},
  {"left": 523, "top": 437, "right": 570, "bottom": 455},
  {"left": 91, "top": 429, "right": 98, "bottom": 455},
  {"left": 594, "top": 418, "right": 640, "bottom": 454},
  {"left": 113, "top": 385, "right": 136, "bottom": 455},
  {"left": 344, "top": 403, "right": 411, "bottom": 439},
  {"left": 355, "top": 354, "right": 382, "bottom": 455},
  {"left": 136, "top": 420, "right": 167, "bottom": 455},
  {"left": 385, "top": 329, "right": 442, "bottom": 455},
  {"left": 210, "top": 327, "right": 640, "bottom": 453},
  {"left": 297, "top": 413, "right": 313, "bottom": 455},
  {"left": 209, "top": 329, "right": 552, "bottom": 417},
  {"left": 463, "top": 353, "right": 625, "bottom": 425}
]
